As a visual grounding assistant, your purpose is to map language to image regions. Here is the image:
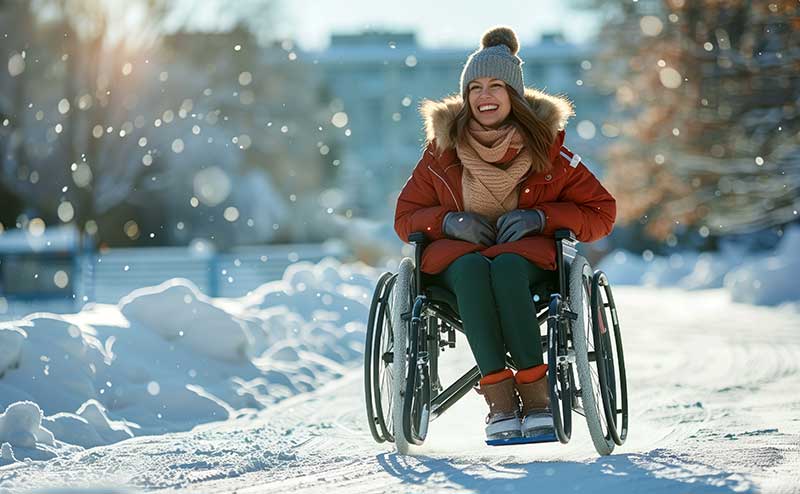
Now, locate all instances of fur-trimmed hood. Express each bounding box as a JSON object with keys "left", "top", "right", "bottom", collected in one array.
[{"left": 420, "top": 87, "right": 575, "bottom": 153}]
